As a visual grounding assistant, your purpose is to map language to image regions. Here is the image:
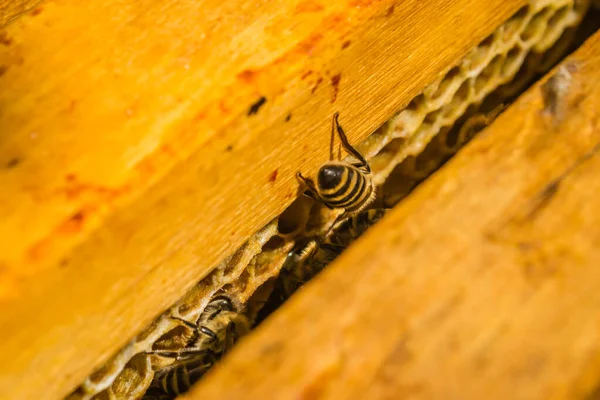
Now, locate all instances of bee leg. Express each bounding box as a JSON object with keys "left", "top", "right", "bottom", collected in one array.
[
  {"left": 208, "top": 295, "right": 234, "bottom": 312},
  {"left": 144, "top": 349, "right": 180, "bottom": 359},
  {"left": 296, "top": 239, "right": 320, "bottom": 260},
  {"left": 199, "top": 325, "right": 218, "bottom": 342},
  {"left": 296, "top": 172, "right": 328, "bottom": 205},
  {"left": 205, "top": 308, "right": 223, "bottom": 321},
  {"left": 333, "top": 112, "right": 371, "bottom": 174},
  {"left": 323, "top": 210, "right": 347, "bottom": 240},
  {"left": 175, "top": 347, "right": 216, "bottom": 357},
  {"left": 168, "top": 316, "right": 218, "bottom": 342},
  {"left": 303, "top": 188, "right": 327, "bottom": 205},
  {"left": 329, "top": 113, "right": 343, "bottom": 161},
  {"left": 296, "top": 171, "right": 315, "bottom": 190},
  {"left": 146, "top": 346, "right": 210, "bottom": 357},
  {"left": 169, "top": 316, "right": 198, "bottom": 330}
]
